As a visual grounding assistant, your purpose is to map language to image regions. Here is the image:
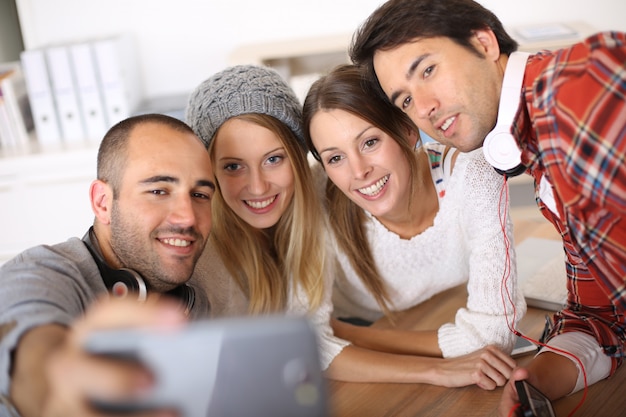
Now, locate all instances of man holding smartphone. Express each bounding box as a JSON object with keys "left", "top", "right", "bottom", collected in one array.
[{"left": 0, "top": 113, "right": 216, "bottom": 417}]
